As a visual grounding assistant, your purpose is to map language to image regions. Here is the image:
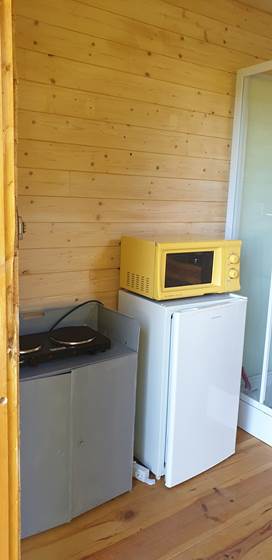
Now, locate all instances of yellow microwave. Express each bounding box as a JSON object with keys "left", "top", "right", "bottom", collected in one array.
[{"left": 120, "top": 236, "right": 241, "bottom": 300}]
